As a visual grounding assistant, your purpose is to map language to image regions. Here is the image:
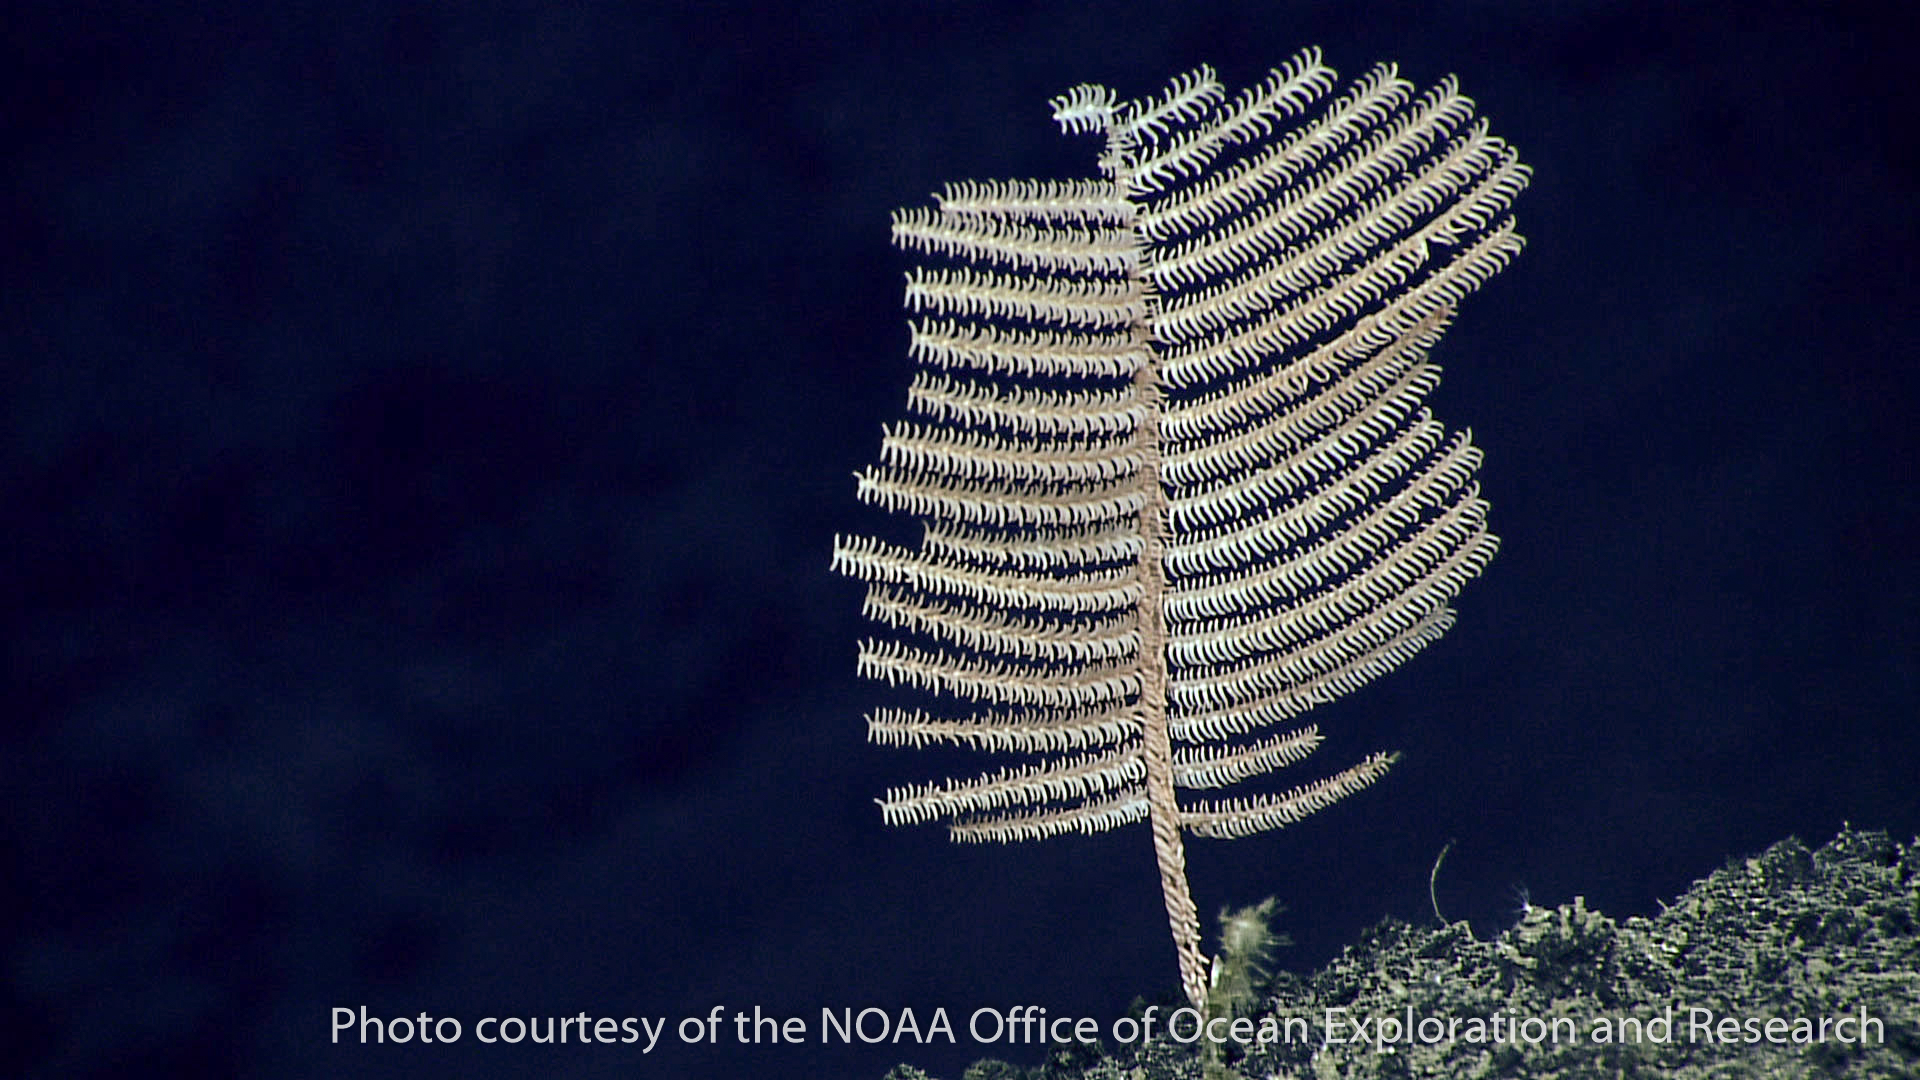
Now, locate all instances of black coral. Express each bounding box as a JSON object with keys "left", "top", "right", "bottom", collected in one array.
[{"left": 832, "top": 48, "right": 1527, "bottom": 1009}]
